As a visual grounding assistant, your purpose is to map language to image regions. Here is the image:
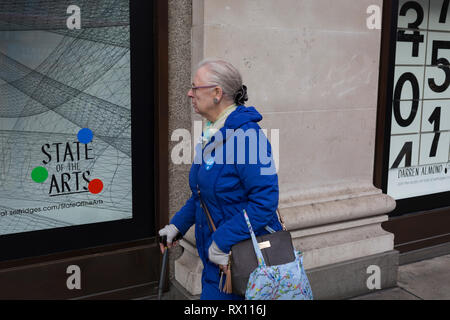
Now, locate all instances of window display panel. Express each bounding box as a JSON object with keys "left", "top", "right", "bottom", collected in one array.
[
  {"left": 388, "top": 0, "right": 450, "bottom": 200},
  {"left": 0, "top": 0, "right": 133, "bottom": 235}
]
